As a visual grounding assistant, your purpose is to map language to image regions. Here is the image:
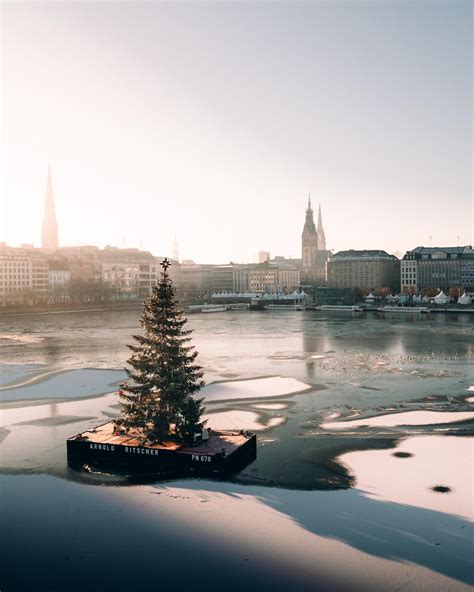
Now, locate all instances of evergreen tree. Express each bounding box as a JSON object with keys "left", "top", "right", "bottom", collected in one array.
[{"left": 118, "top": 258, "right": 206, "bottom": 442}]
